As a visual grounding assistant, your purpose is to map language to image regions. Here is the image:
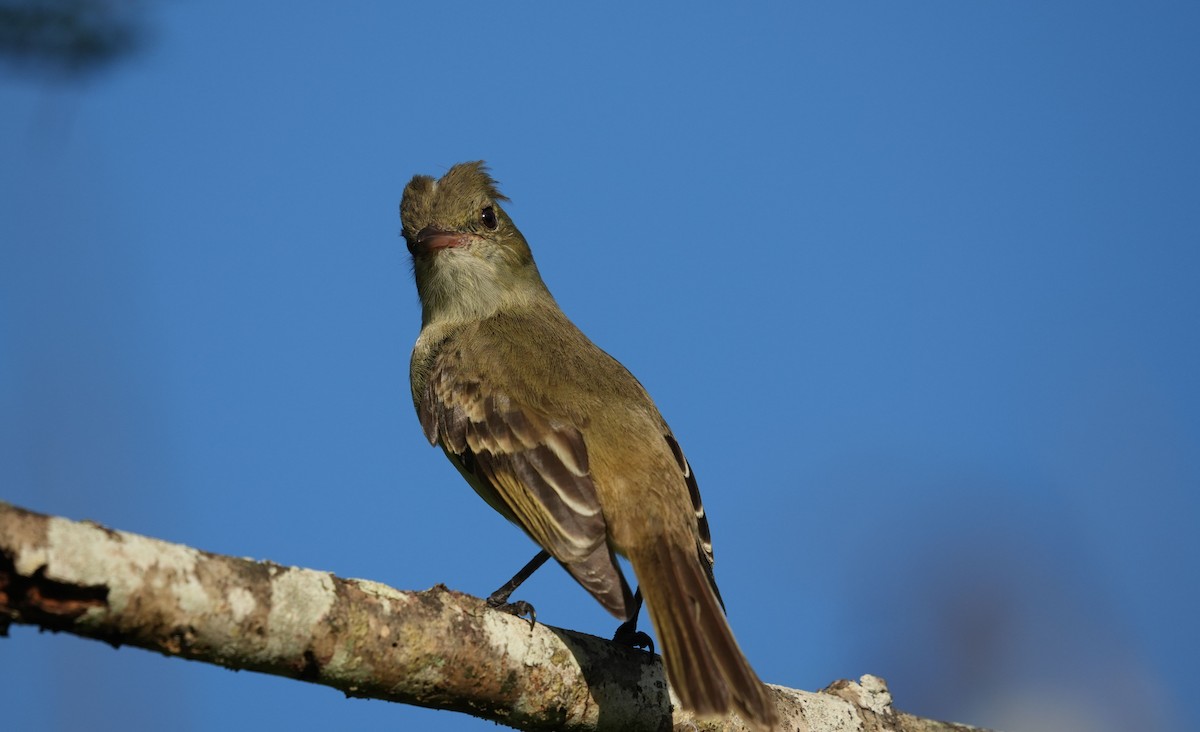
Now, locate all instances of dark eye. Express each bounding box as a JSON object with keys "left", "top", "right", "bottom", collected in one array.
[{"left": 480, "top": 205, "right": 498, "bottom": 230}]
